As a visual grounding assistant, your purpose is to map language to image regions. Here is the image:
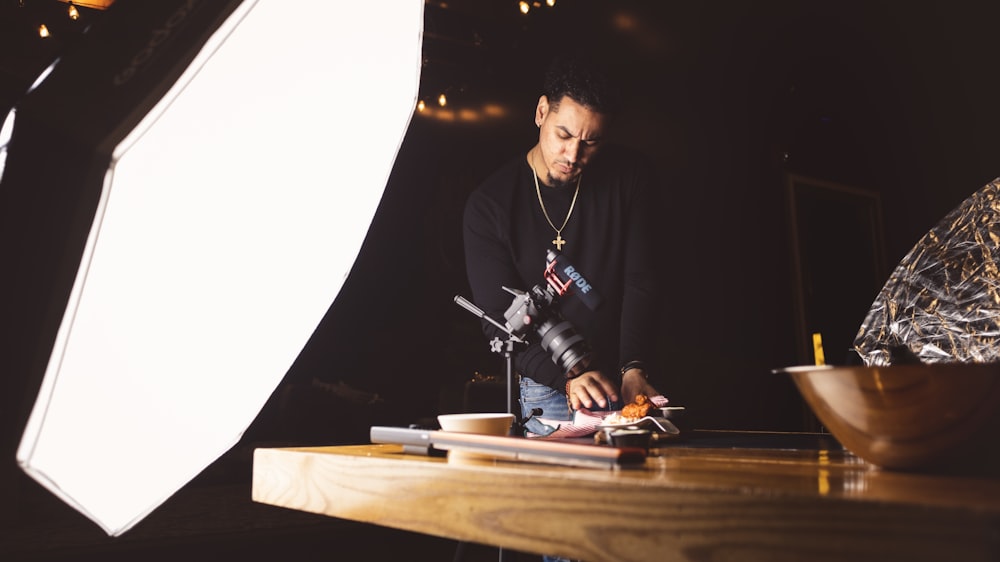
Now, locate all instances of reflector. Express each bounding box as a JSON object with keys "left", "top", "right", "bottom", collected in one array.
[{"left": 10, "top": 0, "right": 423, "bottom": 536}]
